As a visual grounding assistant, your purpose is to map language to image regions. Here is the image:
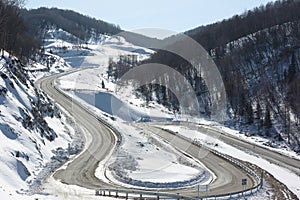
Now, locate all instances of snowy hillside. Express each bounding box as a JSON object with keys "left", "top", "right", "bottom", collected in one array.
[
  {"left": 43, "top": 28, "right": 153, "bottom": 69},
  {"left": 0, "top": 50, "right": 80, "bottom": 198},
  {"left": 142, "top": 20, "right": 300, "bottom": 153},
  {"left": 212, "top": 20, "right": 300, "bottom": 152}
]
